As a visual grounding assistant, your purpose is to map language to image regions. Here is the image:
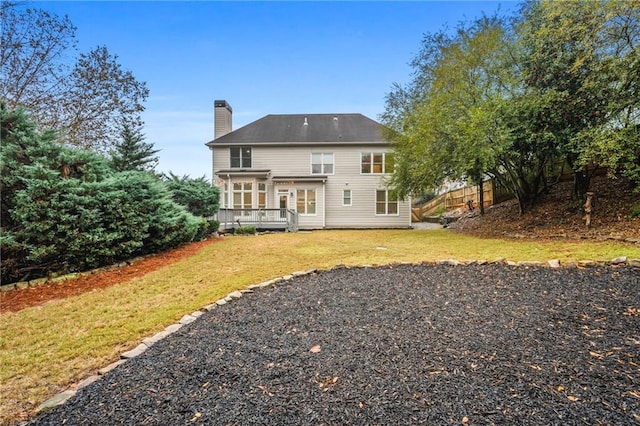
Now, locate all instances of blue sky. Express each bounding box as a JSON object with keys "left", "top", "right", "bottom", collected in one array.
[{"left": 33, "top": 1, "right": 516, "bottom": 179}]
